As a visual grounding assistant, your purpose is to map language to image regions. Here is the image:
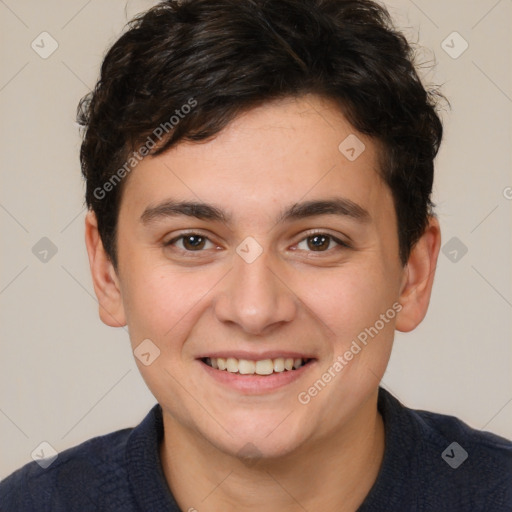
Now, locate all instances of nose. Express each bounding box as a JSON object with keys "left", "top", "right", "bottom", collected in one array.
[{"left": 213, "top": 248, "right": 298, "bottom": 336}]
